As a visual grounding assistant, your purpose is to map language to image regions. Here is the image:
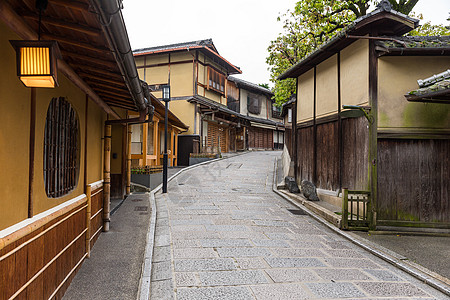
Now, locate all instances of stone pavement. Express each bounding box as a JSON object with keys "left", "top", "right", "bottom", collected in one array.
[{"left": 151, "top": 151, "right": 448, "bottom": 299}]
